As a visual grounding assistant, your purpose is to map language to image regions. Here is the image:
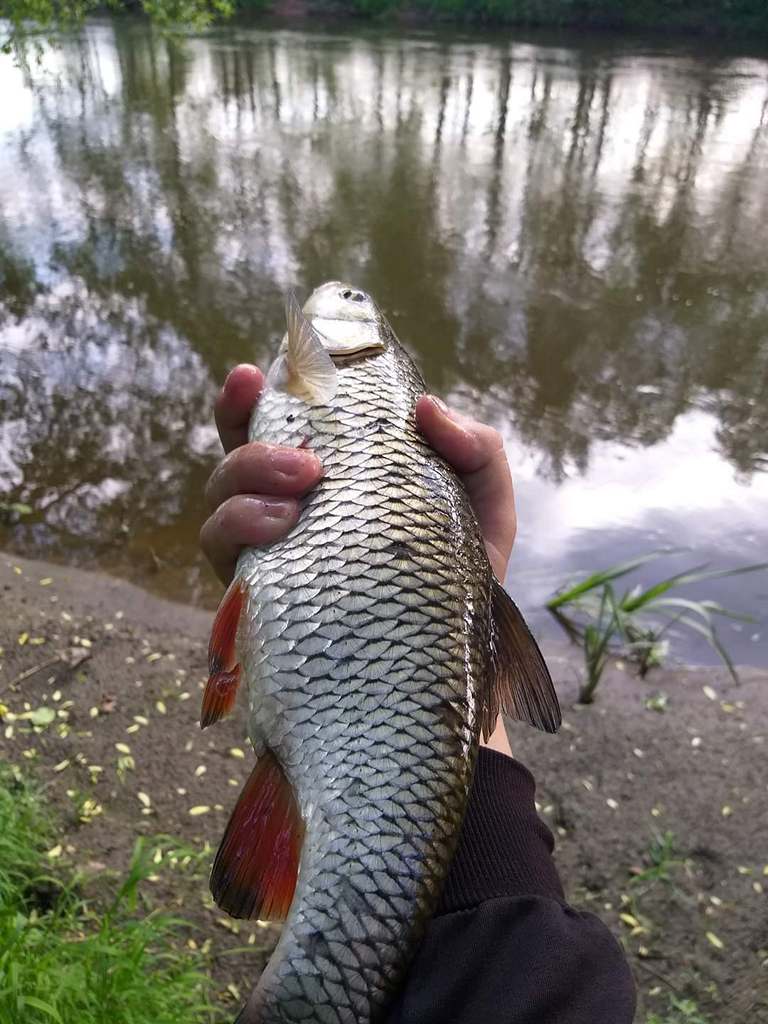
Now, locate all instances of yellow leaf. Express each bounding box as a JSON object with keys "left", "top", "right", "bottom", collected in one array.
[
  {"left": 18, "top": 632, "right": 29, "bottom": 645},
  {"left": 115, "top": 742, "right": 131, "bottom": 754},
  {"left": 189, "top": 805, "right": 210, "bottom": 816},
  {"left": 619, "top": 913, "right": 640, "bottom": 928},
  {"left": 39, "top": 577, "right": 53, "bottom": 586},
  {"left": 706, "top": 931, "right": 724, "bottom": 950},
  {"left": 155, "top": 700, "right": 167, "bottom": 715},
  {"left": 47, "top": 844, "right": 63, "bottom": 859},
  {"left": 137, "top": 792, "right": 151, "bottom": 807},
  {"left": 229, "top": 747, "right": 245, "bottom": 759}
]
